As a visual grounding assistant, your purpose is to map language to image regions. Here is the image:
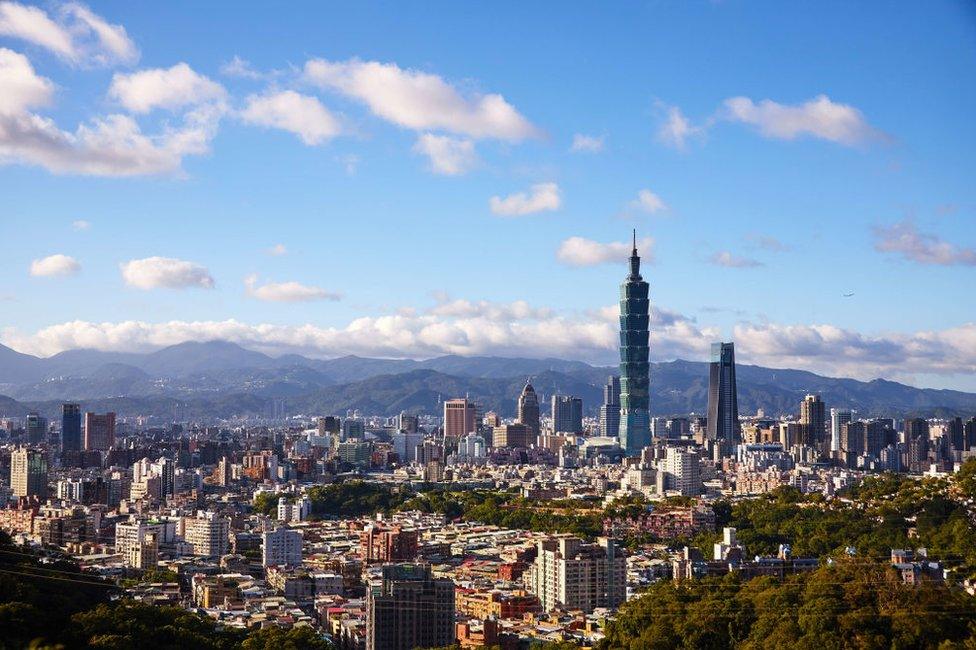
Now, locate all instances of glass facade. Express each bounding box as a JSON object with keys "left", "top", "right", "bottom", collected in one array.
[{"left": 618, "top": 236, "right": 650, "bottom": 456}]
